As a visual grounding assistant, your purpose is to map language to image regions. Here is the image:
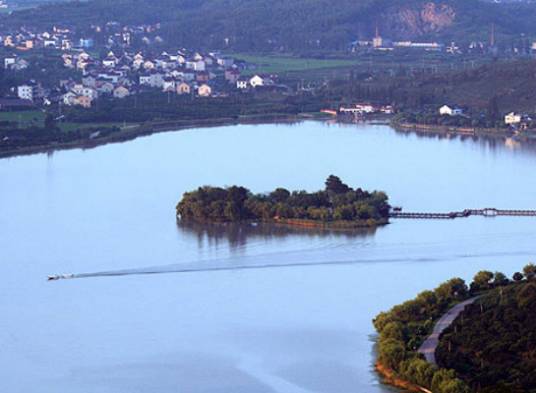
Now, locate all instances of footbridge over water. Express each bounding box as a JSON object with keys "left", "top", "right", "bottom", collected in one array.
[{"left": 390, "top": 208, "right": 536, "bottom": 220}]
